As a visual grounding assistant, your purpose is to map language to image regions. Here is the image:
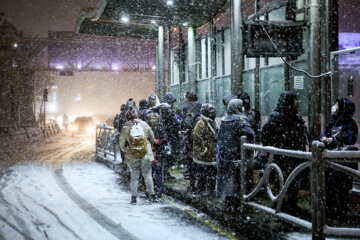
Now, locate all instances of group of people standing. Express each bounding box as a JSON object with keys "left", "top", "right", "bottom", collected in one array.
[{"left": 114, "top": 91, "right": 358, "bottom": 221}]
